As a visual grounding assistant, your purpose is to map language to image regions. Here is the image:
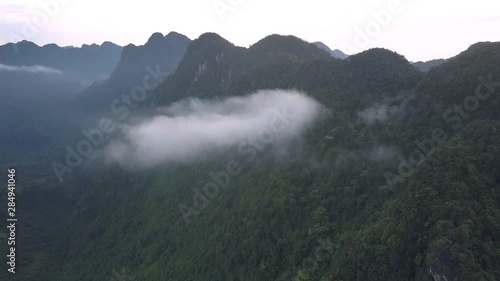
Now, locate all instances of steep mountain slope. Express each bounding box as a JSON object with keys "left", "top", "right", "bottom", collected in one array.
[
  {"left": 111, "top": 32, "right": 191, "bottom": 84},
  {"left": 75, "top": 32, "right": 191, "bottom": 110},
  {"left": 152, "top": 33, "right": 243, "bottom": 103},
  {"left": 153, "top": 33, "right": 332, "bottom": 104}
]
